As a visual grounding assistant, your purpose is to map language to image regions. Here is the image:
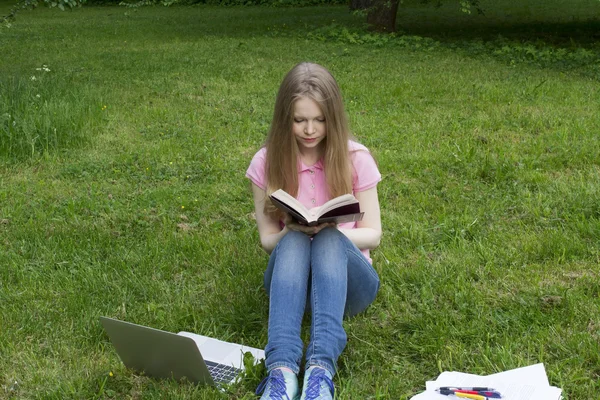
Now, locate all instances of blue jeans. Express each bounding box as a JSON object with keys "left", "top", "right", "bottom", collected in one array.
[{"left": 263, "top": 227, "right": 380, "bottom": 377}]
